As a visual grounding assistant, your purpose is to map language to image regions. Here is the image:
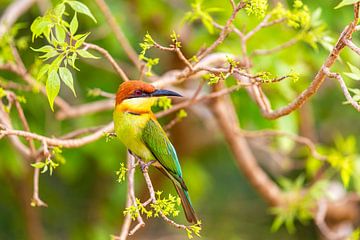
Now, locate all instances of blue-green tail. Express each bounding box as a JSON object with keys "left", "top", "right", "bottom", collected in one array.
[{"left": 174, "top": 182, "right": 198, "bottom": 224}]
